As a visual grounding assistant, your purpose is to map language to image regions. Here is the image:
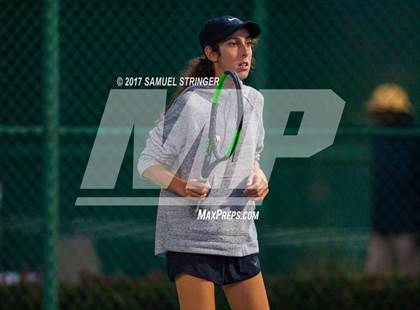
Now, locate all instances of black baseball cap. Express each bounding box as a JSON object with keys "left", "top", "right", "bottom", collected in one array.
[{"left": 199, "top": 16, "right": 261, "bottom": 50}]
